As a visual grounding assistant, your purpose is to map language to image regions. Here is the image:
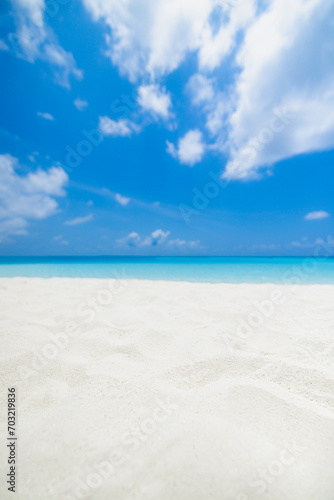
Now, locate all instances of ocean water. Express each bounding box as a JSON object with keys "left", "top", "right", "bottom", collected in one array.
[{"left": 0, "top": 257, "right": 334, "bottom": 283}]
